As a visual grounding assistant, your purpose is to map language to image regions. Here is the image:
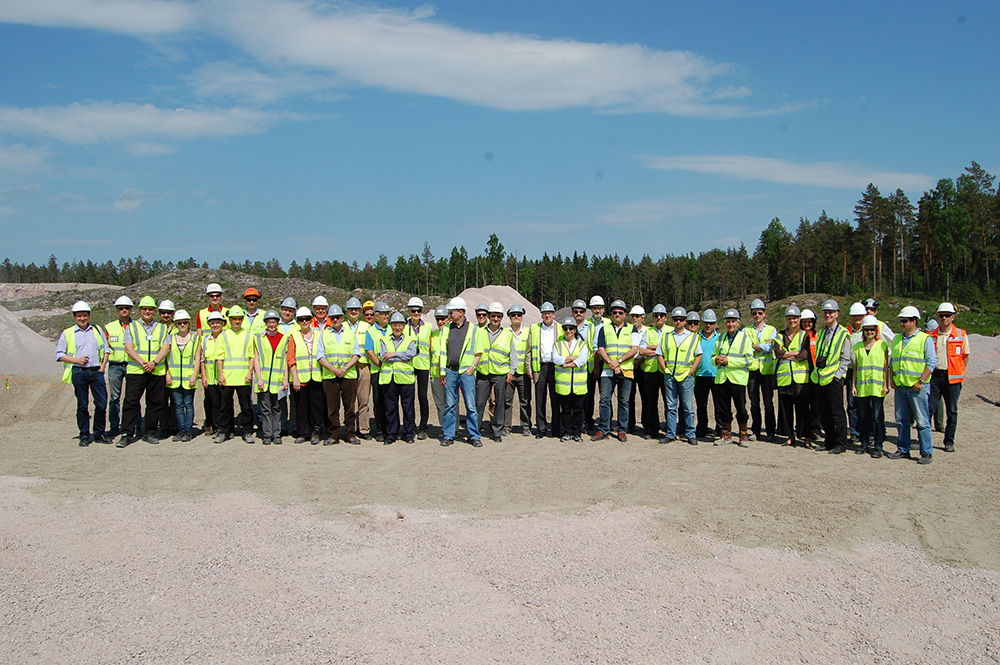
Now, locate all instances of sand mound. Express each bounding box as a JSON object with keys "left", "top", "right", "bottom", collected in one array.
[
  {"left": 0, "top": 306, "right": 61, "bottom": 375},
  {"left": 457, "top": 285, "right": 541, "bottom": 325}
]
